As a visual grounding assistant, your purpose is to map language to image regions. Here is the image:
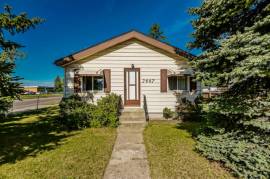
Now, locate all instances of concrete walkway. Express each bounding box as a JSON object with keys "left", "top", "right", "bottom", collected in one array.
[{"left": 103, "top": 109, "right": 151, "bottom": 179}]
